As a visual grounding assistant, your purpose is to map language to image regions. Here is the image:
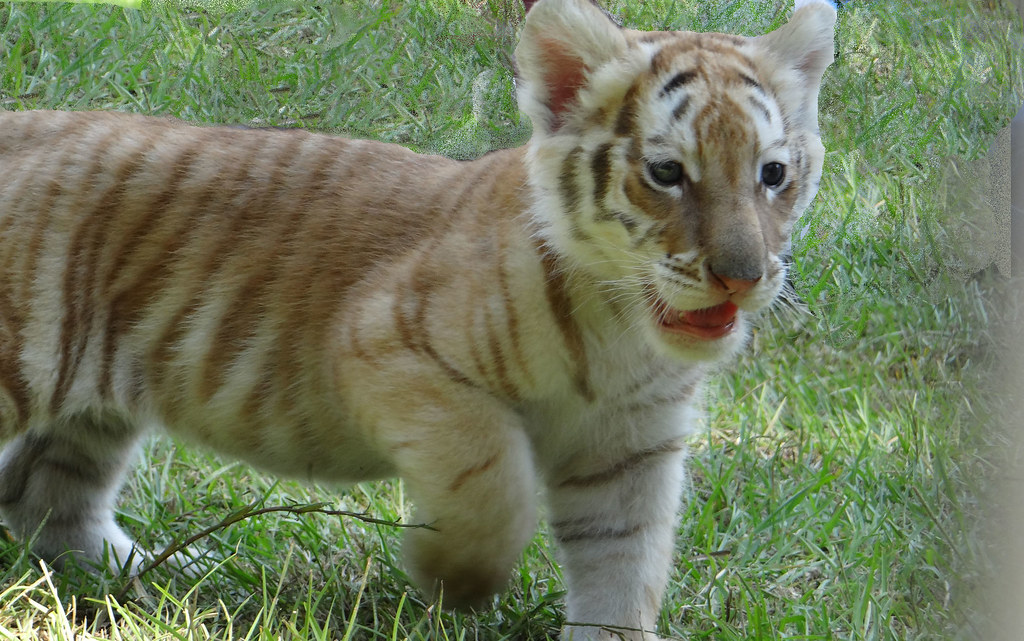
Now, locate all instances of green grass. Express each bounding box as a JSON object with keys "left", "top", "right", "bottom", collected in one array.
[
  {"left": 14, "top": 0, "right": 143, "bottom": 8},
  {"left": 1, "top": 0, "right": 1022, "bottom": 639}
]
